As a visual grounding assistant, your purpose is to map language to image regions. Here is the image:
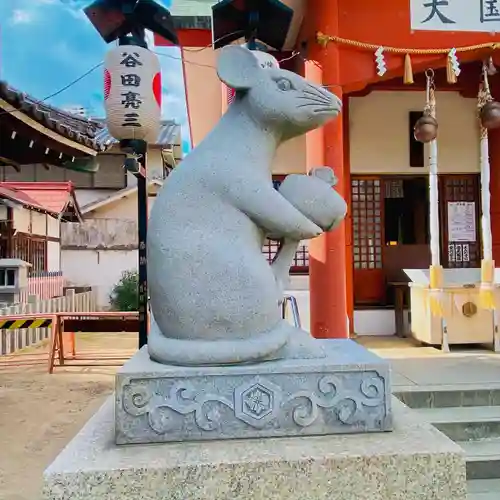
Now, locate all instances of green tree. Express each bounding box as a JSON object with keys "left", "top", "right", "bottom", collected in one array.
[{"left": 109, "top": 270, "right": 138, "bottom": 311}]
